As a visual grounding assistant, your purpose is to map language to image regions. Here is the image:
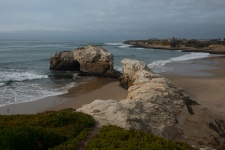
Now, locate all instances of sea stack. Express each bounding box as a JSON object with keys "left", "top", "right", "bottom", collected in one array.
[{"left": 50, "top": 45, "right": 120, "bottom": 78}]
